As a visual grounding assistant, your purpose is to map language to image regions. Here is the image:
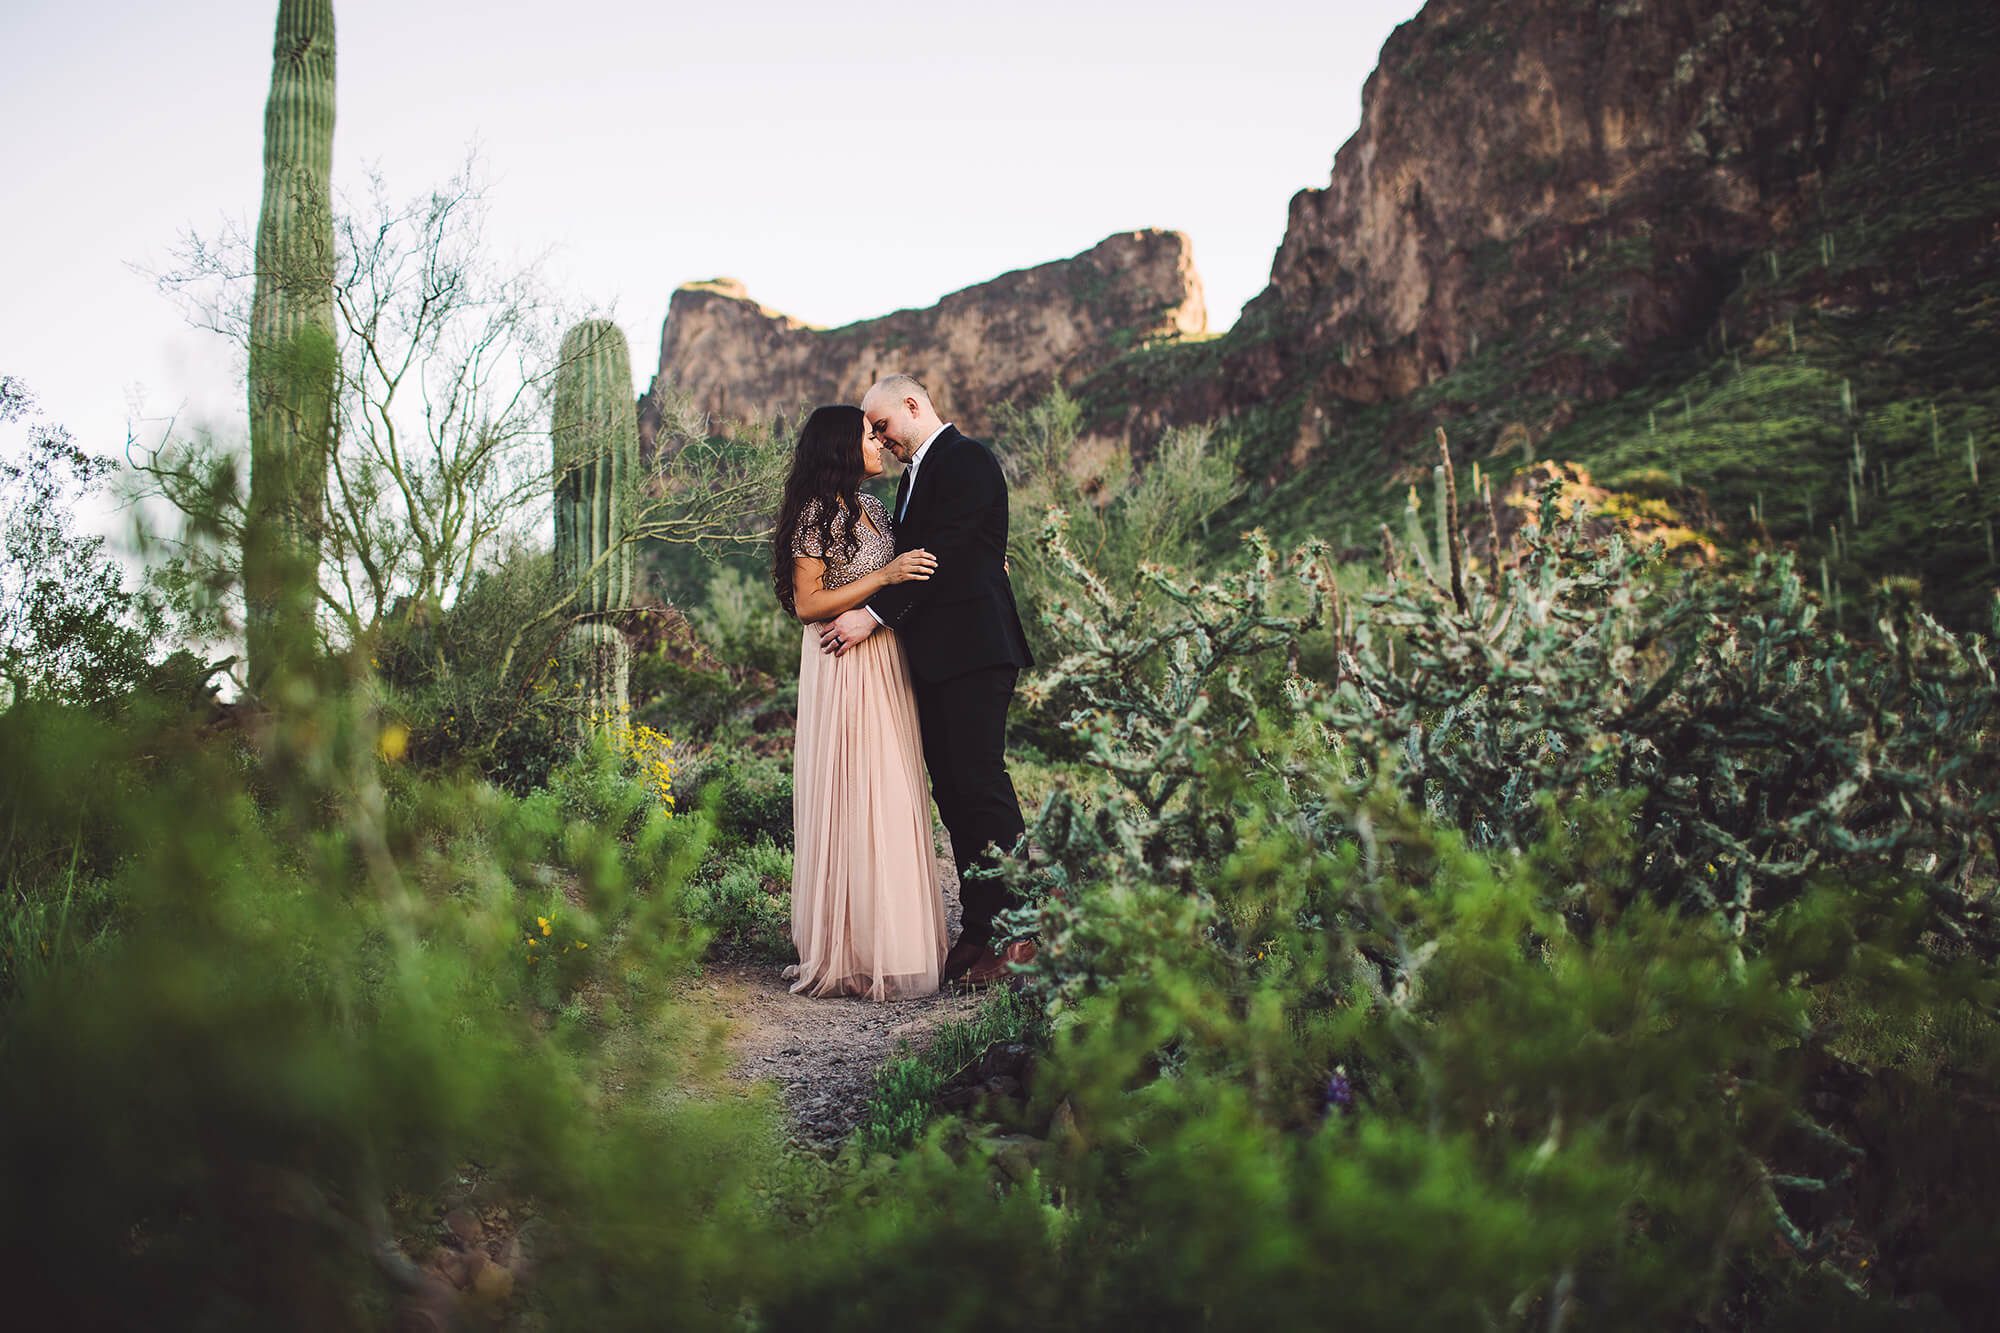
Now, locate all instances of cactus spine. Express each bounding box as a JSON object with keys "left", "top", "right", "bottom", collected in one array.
[
  {"left": 551, "top": 320, "right": 639, "bottom": 732},
  {"left": 245, "top": 0, "right": 338, "bottom": 695}
]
